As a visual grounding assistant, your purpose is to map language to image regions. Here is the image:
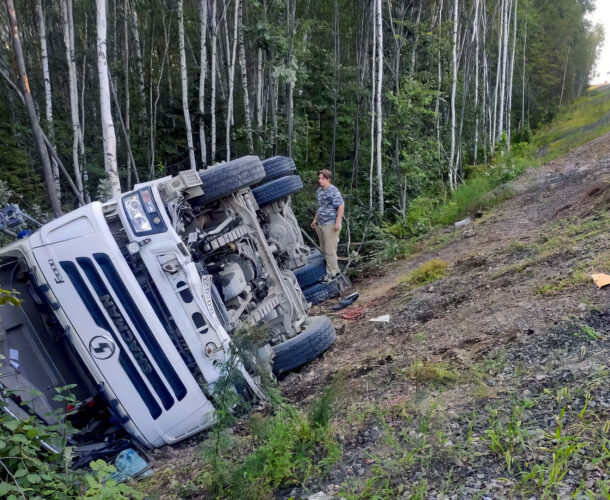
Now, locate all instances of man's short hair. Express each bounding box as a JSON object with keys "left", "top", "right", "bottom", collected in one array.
[{"left": 318, "top": 169, "right": 332, "bottom": 180}]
